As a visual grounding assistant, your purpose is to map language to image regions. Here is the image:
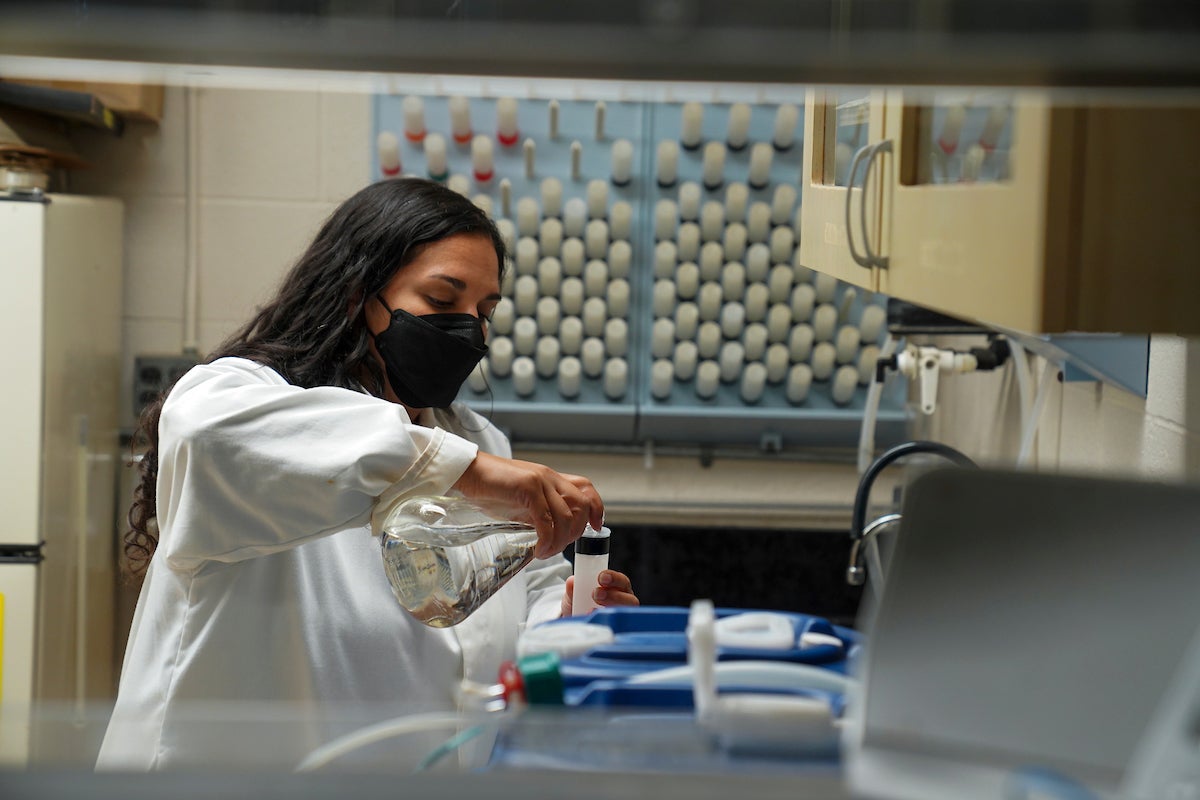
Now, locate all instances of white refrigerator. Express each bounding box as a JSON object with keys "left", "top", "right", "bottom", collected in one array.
[{"left": 0, "top": 193, "right": 123, "bottom": 766}]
